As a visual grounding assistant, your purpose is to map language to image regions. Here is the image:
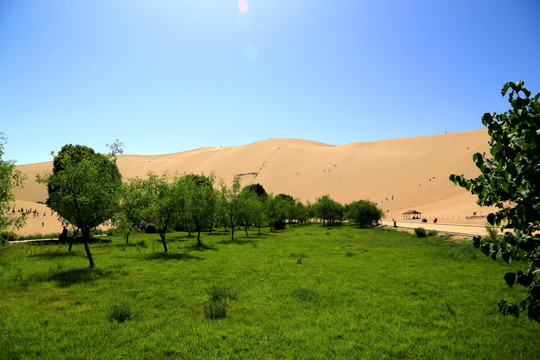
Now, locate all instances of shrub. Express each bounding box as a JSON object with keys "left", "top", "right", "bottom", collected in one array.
[
  {"left": 414, "top": 227, "right": 427, "bottom": 238},
  {"left": 0, "top": 231, "right": 18, "bottom": 242},
  {"left": 485, "top": 225, "right": 498, "bottom": 242},
  {"left": 204, "top": 286, "right": 236, "bottom": 320},
  {"left": 208, "top": 285, "right": 236, "bottom": 301},
  {"left": 0, "top": 232, "right": 7, "bottom": 250},
  {"left": 345, "top": 199, "right": 384, "bottom": 228},
  {"left": 145, "top": 223, "right": 157, "bottom": 234},
  {"left": 204, "top": 299, "right": 227, "bottom": 320},
  {"left": 108, "top": 303, "right": 133, "bottom": 323},
  {"left": 291, "top": 288, "right": 319, "bottom": 302},
  {"left": 427, "top": 230, "right": 438, "bottom": 237}
]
